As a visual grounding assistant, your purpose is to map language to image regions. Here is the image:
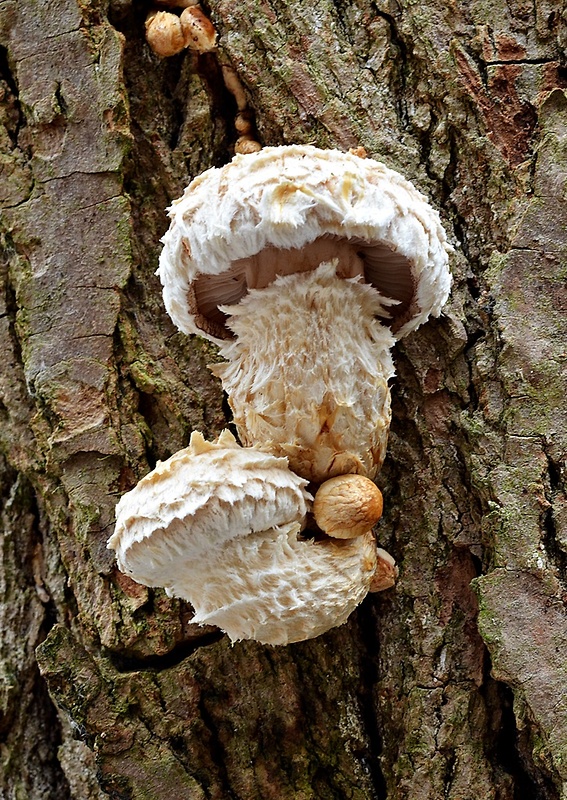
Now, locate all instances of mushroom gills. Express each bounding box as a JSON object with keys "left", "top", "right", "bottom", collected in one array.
[{"left": 192, "top": 235, "right": 414, "bottom": 336}]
